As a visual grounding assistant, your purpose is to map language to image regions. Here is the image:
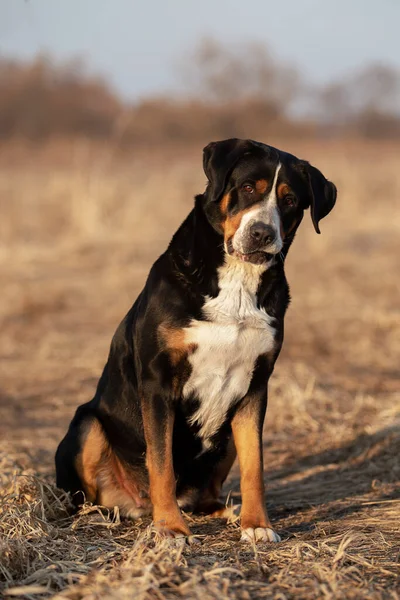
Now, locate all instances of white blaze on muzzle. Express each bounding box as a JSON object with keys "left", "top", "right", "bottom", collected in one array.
[{"left": 233, "top": 163, "right": 283, "bottom": 255}]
